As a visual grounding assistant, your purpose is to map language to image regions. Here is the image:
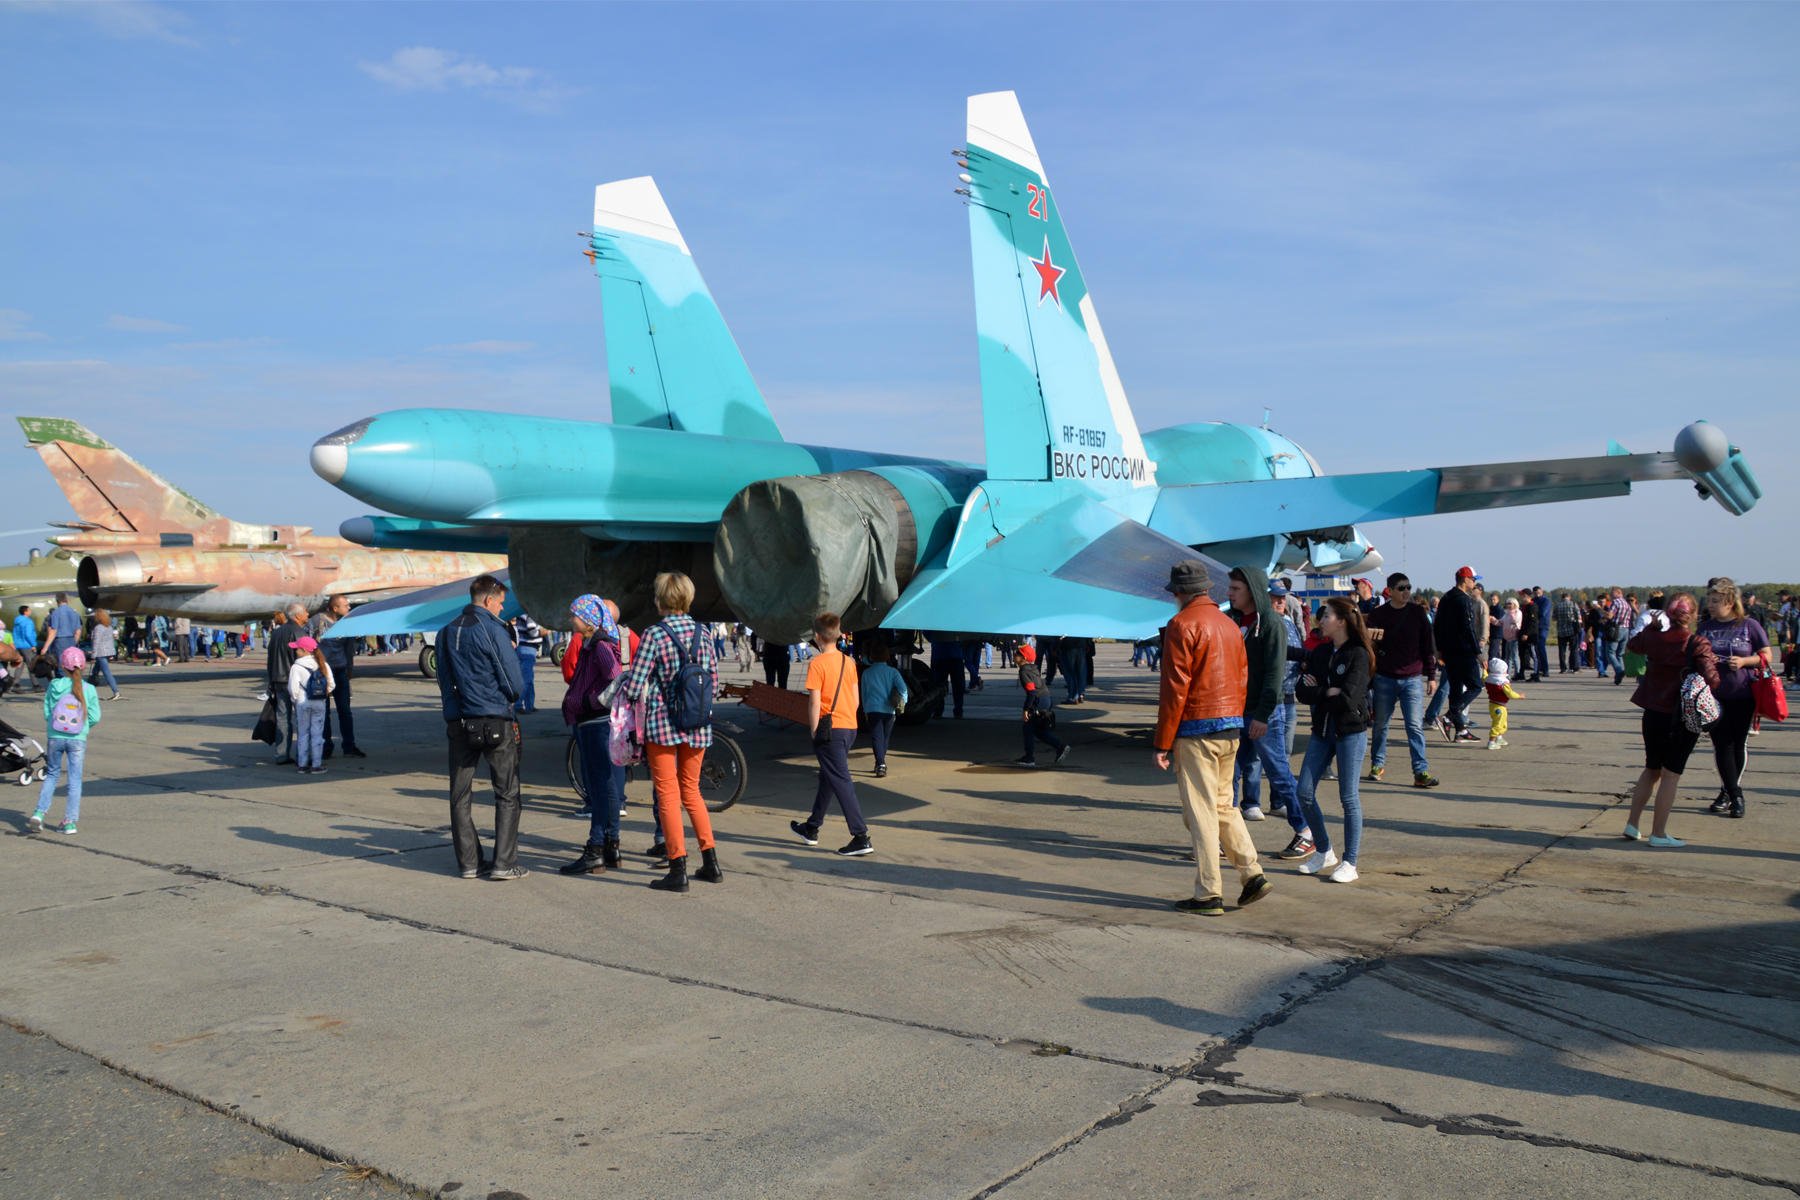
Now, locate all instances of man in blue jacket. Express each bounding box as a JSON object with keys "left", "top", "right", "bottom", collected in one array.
[
  {"left": 12, "top": 606, "right": 40, "bottom": 693},
  {"left": 437, "top": 574, "right": 527, "bottom": 881}
]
